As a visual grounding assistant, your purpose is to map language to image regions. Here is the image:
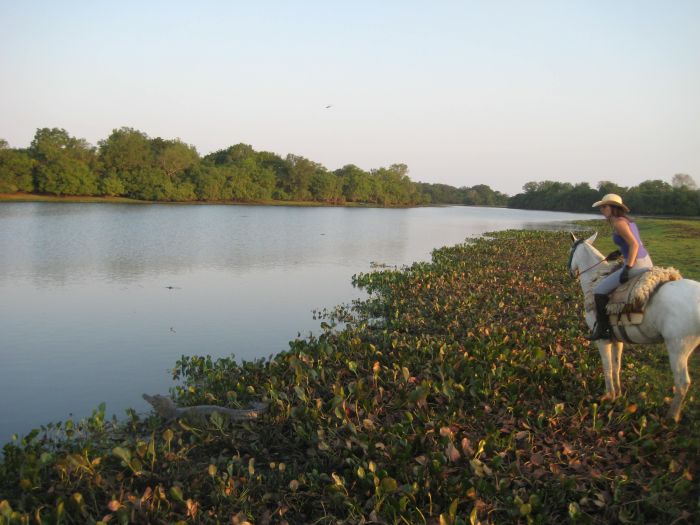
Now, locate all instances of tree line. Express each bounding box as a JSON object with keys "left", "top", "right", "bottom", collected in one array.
[
  {"left": 2, "top": 127, "right": 694, "bottom": 214},
  {"left": 508, "top": 176, "right": 699, "bottom": 216},
  {"left": 0, "top": 127, "right": 507, "bottom": 207}
]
